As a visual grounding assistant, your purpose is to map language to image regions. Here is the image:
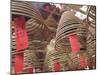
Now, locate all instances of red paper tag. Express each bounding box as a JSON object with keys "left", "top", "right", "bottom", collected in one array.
[
  {"left": 80, "top": 55, "right": 86, "bottom": 67},
  {"left": 68, "top": 34, "right": 80, "bottom": 53},
  {"left": 28, "top": 67, "right": 33, "bottom": 73},
  {"left": 53, "top": 62, "right": 61, "bottom": 72},
  {"left": 14, "top": 53, "right": 24, "bottom": 73},
  {"left": 14, "top": 16, "right": 28, "bottom": 51}
]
